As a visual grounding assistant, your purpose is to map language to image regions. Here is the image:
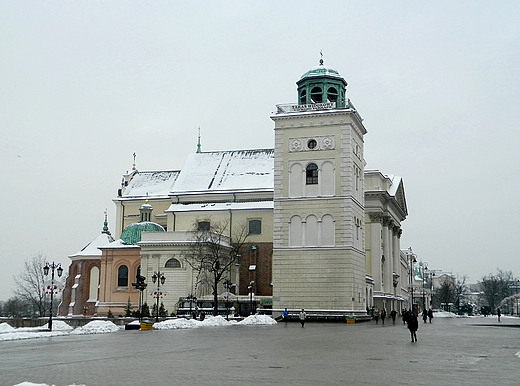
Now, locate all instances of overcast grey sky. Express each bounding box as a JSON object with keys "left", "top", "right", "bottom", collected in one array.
[{"left": 1, "top": 1, "right": 519, "bottom": 300}]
